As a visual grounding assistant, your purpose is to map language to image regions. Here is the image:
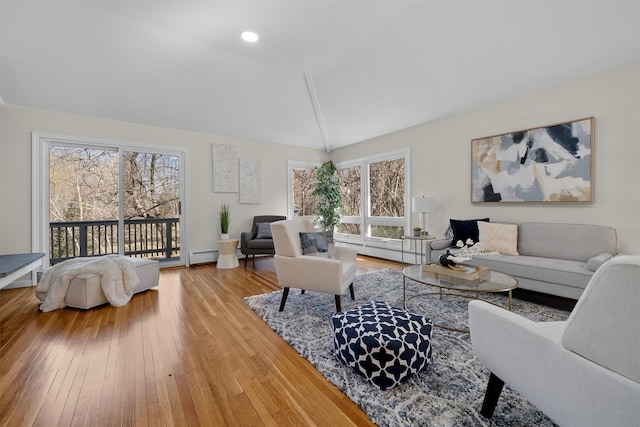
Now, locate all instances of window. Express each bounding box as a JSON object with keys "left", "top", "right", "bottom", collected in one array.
[
  {"left": 288, "top": 161, "right": 317, "bottom": 218},
  {"left": 336, "top": 164, "right": 361, "bottom": 236},
  {"left": 287, "top": 149, "right": 409, "bottom": 243},
  {"left": 367, "top": 157, "right": 405, "bottom": 239},
  {"left": 336, "top": 148, "right": 409, "bottom": 242}
]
